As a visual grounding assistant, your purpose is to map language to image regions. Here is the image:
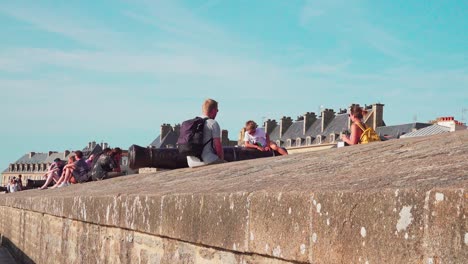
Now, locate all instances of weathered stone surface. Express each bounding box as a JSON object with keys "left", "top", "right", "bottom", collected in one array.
[
  {"left": 0, "top": 131, "right": 467, "bottom": 263},
  {"left": 249, "top": 192, "right": 311, "bottom": 262}
]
